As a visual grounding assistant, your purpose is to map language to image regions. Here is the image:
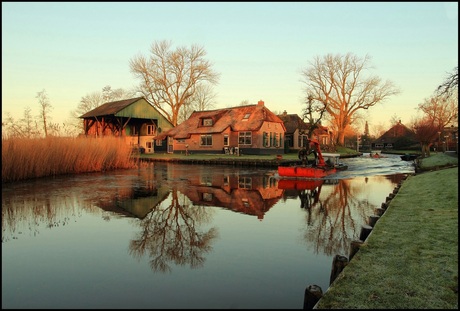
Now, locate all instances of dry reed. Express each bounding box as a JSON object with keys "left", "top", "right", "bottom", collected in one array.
[{"left": 2, "top": 136, "right": 138, "bottom": 183}]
